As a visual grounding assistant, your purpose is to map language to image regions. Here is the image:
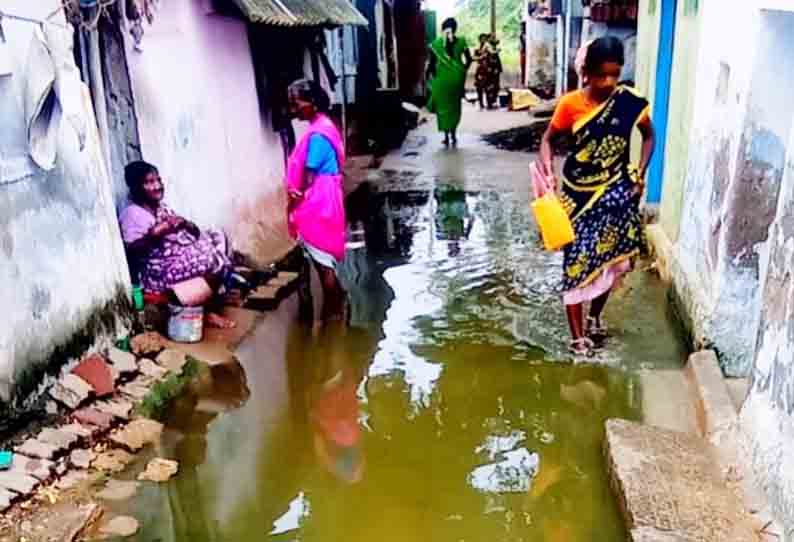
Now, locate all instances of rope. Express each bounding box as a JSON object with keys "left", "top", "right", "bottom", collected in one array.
[{"left": 0, "top": 9, "right": 71, "bottom": 29}]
